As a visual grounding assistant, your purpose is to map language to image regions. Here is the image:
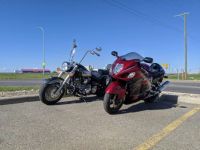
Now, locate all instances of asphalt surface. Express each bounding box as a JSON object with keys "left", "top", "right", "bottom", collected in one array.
[
  {"left": 0, "top": 79, "right": 42, "bottom": 86},
  {"left": 165, "top": 81, "right": 200, "bottom": 94},
  {"left": 0, "top": 95, "right": 200, "bottom": 150},
  {"left": 0, "top": 79, "right": 200, "bottom": 94}
]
